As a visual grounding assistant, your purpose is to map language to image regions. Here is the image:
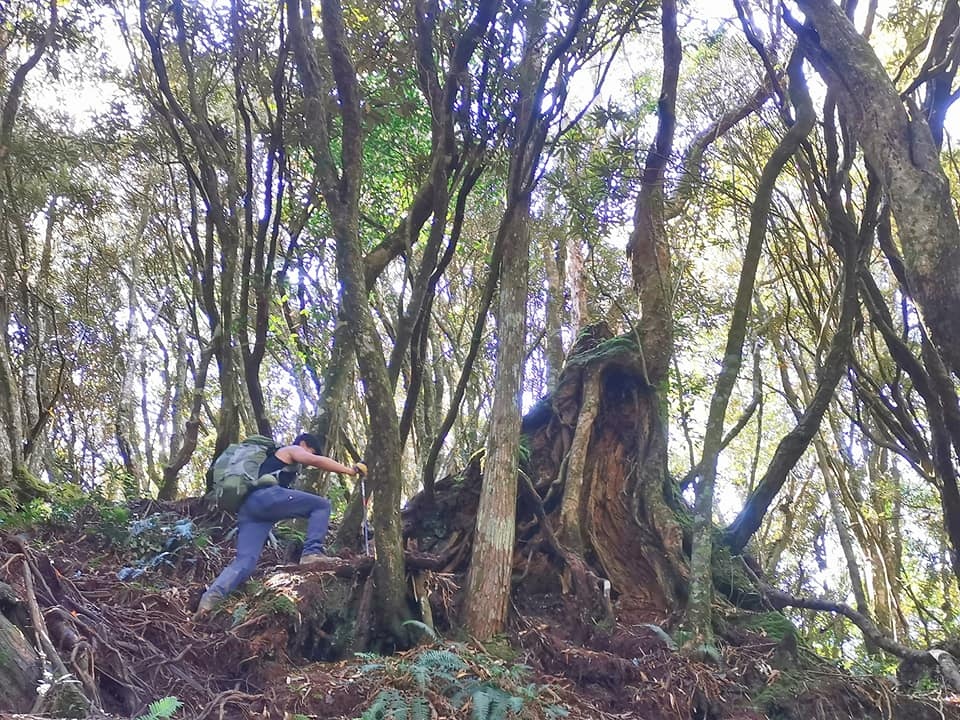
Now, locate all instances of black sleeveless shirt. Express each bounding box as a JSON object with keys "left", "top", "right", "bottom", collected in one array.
[{"left": 258, "top": 452, "right": 300, "bottom": 488}]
